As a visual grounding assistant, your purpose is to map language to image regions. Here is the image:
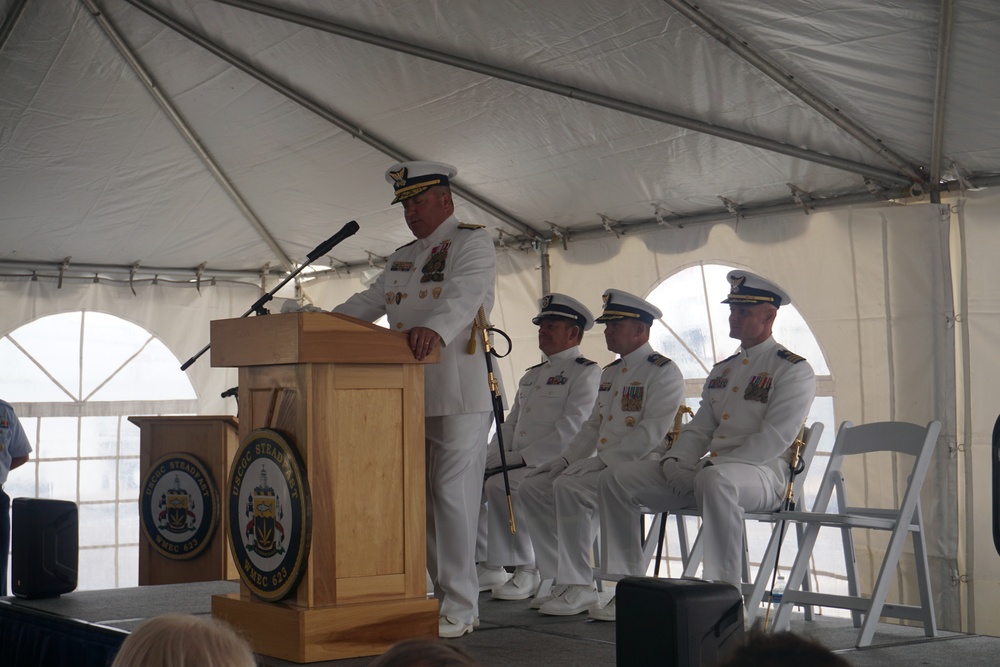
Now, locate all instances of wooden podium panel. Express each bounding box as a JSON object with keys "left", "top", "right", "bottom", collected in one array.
[
  {"left": 130, "top": 415, "right": 239, "bottom": 585},
  {"left": 210, "top": 313, "right": 438, "bottom": 662}
]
